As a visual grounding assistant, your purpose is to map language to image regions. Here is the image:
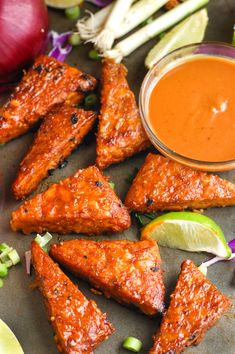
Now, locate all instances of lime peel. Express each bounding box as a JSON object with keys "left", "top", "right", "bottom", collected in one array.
[
  {"left": 0, "top": 319, "right": 24, "bottom": 354},
  {"left": 145, "top": 8, "right": 209, "bottom": 69},
  {"left": 45, "top": 0, "right": 83, "bottom": 9},
  {"left": 198, "top": 264, "right": 208, "bottom": 276},
  {"left": 141, "top": 212, "right": 232, "bottom": 258}
]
